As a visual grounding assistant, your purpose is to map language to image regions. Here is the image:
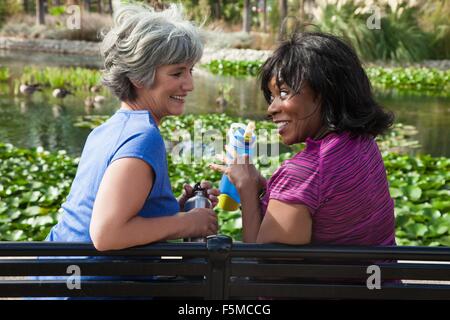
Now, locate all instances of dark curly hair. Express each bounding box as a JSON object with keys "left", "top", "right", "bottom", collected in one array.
[{"left": 260, "top": 32, "right": 394, "bottom": 137}]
